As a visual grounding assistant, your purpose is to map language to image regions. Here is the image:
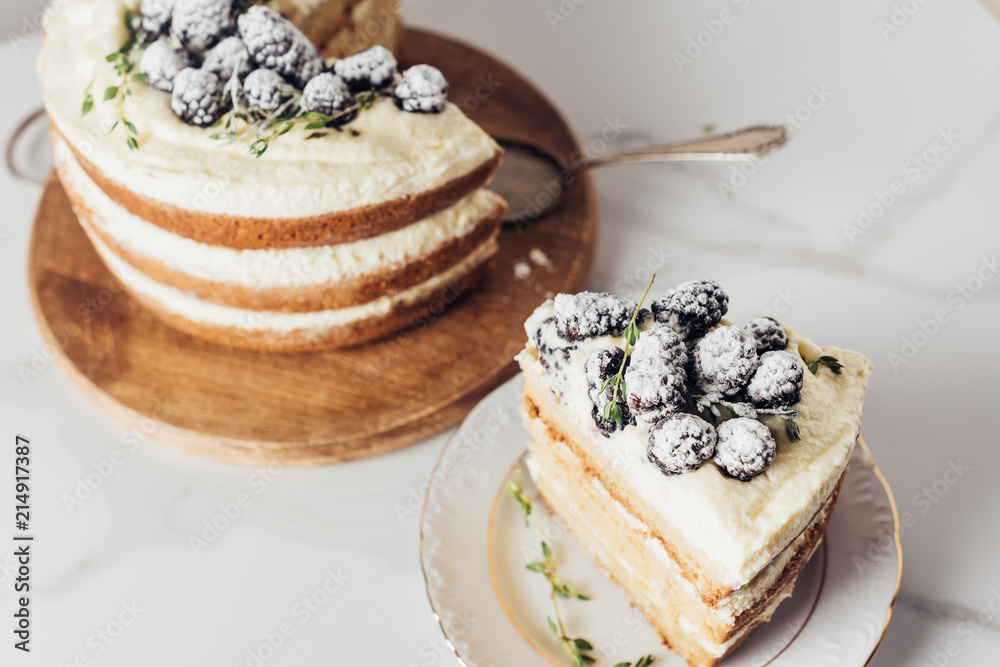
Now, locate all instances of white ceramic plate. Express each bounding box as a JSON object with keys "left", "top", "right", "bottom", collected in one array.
[{"left": 420, "top": 375, "right": 901, "bottom": 667}]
